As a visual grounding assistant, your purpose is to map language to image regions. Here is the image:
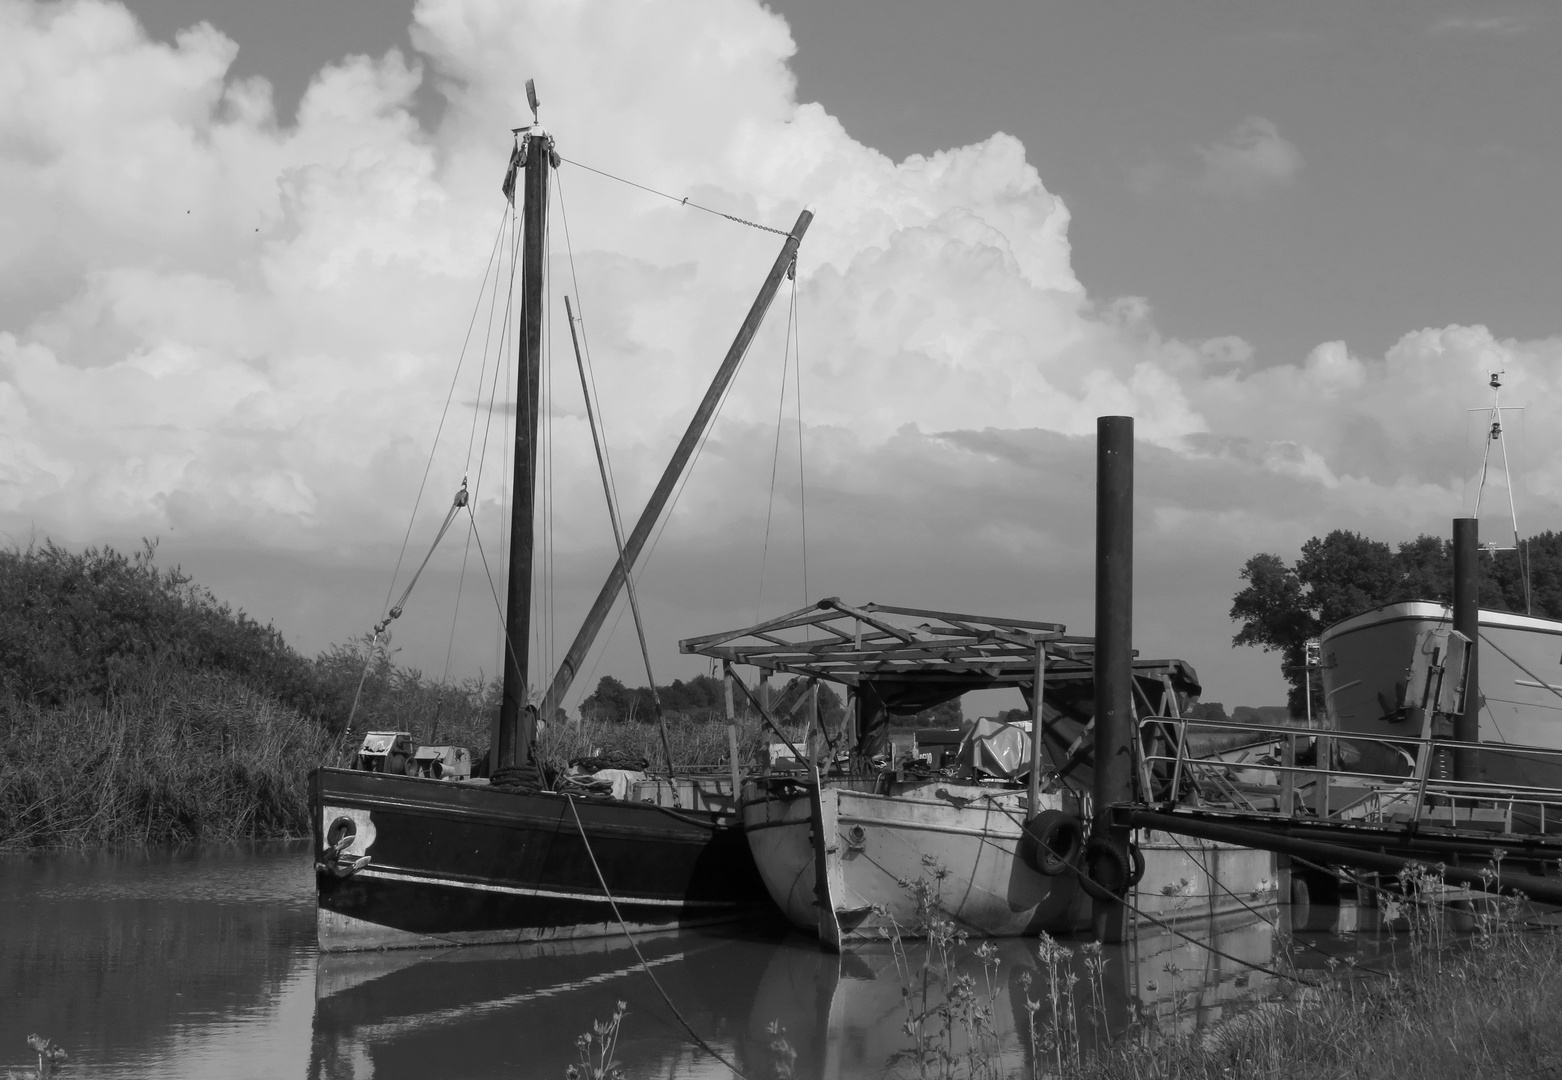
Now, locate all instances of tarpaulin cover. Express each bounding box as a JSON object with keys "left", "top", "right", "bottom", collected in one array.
[{"left": 957, "top": 718, "right": 1033, "bottom": 780}]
